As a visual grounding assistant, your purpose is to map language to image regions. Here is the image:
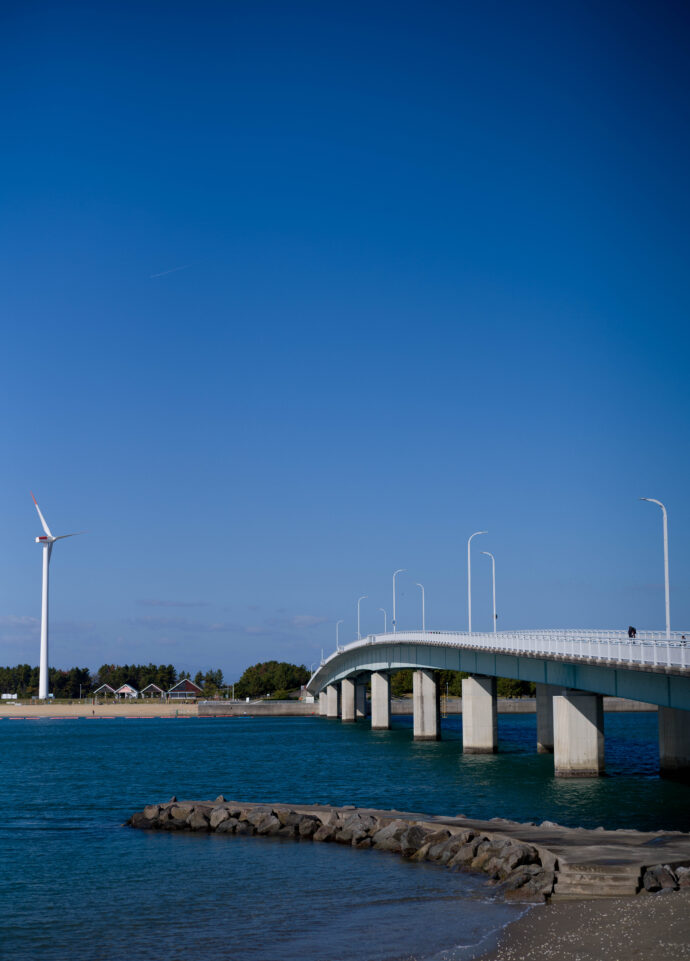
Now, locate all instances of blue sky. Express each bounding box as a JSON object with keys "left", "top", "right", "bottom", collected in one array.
[{"left": 1, "top": 1, "right": 688, "bottom": 680}]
